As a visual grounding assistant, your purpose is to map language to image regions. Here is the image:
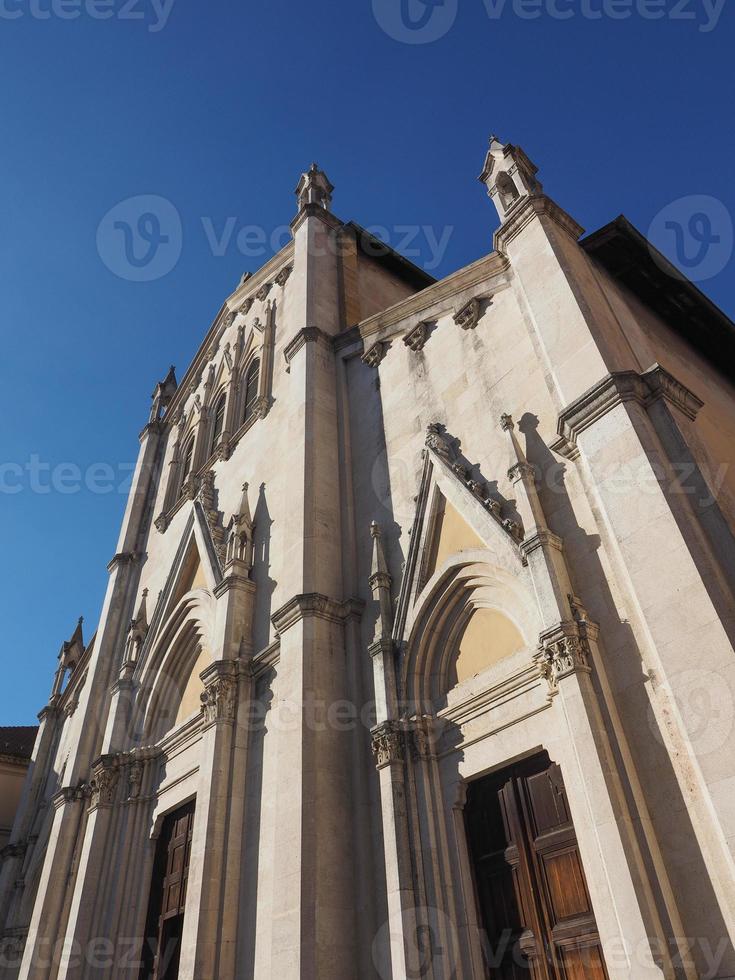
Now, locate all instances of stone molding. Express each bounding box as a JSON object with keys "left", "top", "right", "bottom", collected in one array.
[
  {"left": 424, "top": 423, "right": 523, "bottom": 544},
  {"left": 0, "top": 841, "right": 27, "bottom": 861},
  {"left": 493, "top": 194, "right": 585, "bottom": 252},
  {"left": 51, "top": 784, "right": 89, "bottom": 811},
  {"left": 283, "top": 326, "right": 333, "bottom": 373},
  {"left": 371, "top": 721, "right": 404, "bottom": 770},
  {"left": 368, "top": 637, "right": 394, "bottom": 661},
  {"left": 289, "top": 202, "right": 342, "bottom": 235},
  {"left": 556, "top": 364, "right": 704, "bottom": 452},
  {"left": 106, "top": 551, "right": 138, "bottom": 573},
  {"left": 271, "top": 593, "right": 364, "bottom": 635},
  {"left": 356, "top": 252, "right": 510, "bottom": 344},
  {"left": 520, "top": 529, "right": 563, "bottom": 561}
]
